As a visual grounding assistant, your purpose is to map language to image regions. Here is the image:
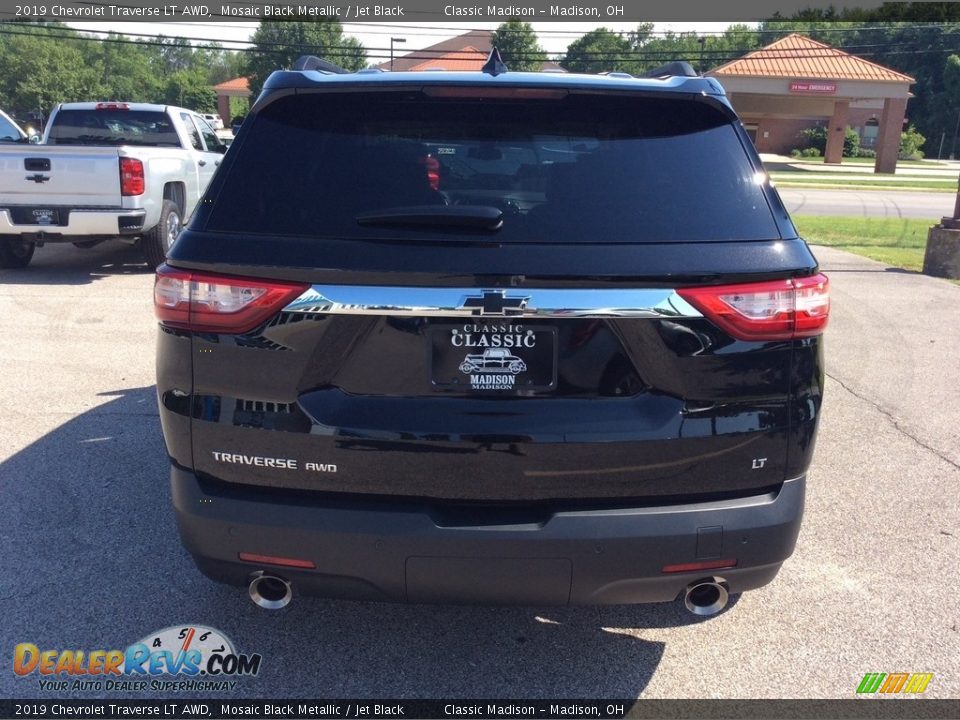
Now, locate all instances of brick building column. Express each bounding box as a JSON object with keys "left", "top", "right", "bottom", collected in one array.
[
  {"left": 874, "top": 97, "right": 908, "bottom": 174},
  {"left": 824, "top": 100, "right": 850, "bottom": 164},
  {"left": 217, "top": 94, "right": 231, "bottom": 125}
]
